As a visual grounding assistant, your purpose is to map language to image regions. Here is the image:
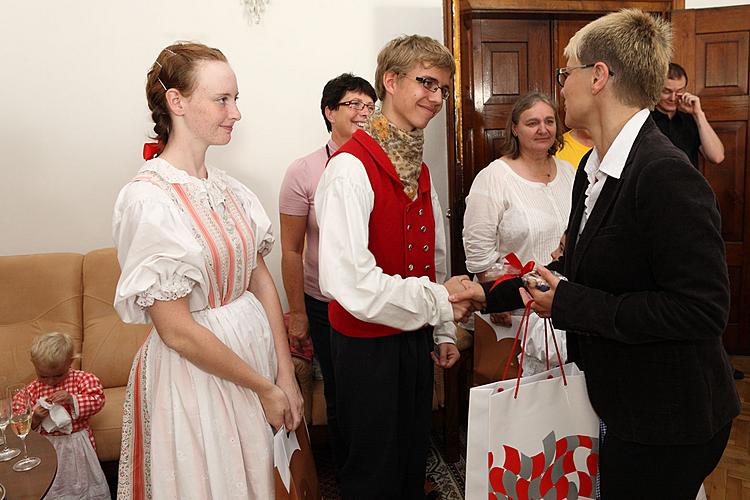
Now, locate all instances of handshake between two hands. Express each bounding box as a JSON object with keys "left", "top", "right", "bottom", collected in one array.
[
  {"left": 443, "top": 265, "right": 561, "bottom": 323},
  {"left": 443, "top": 275, "right": 486, "bottom": 323}
]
